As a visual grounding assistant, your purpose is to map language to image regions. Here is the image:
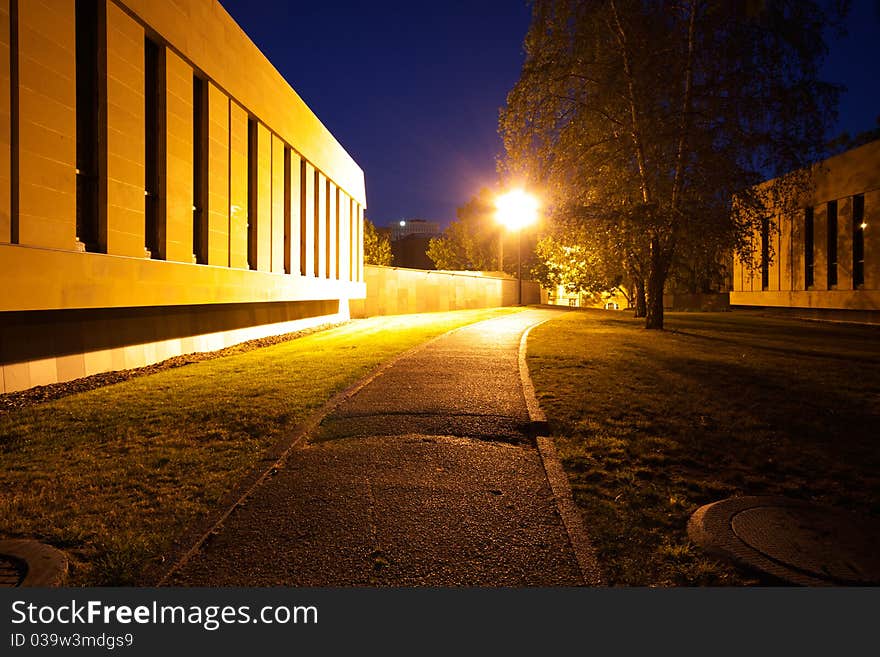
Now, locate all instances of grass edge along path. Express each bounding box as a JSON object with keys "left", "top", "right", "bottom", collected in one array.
[
  {"left": 527, "top": 309, "right": 880, "bottom": 586},
  {"left": 0, "top": 307, "right": 521, "bottom": 586}
]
